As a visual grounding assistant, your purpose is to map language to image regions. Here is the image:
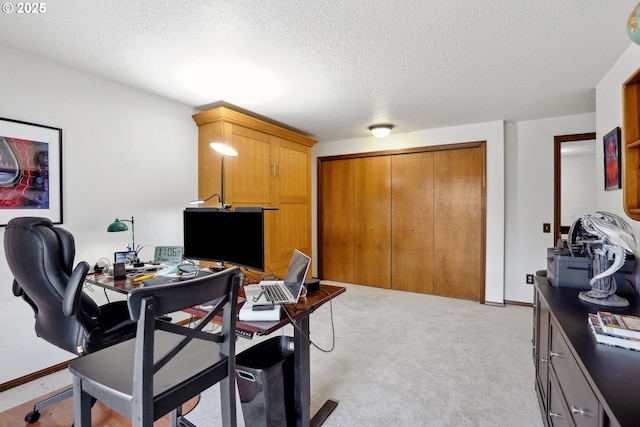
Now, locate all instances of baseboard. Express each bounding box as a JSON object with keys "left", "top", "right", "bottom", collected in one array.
[
  {"left": 504, "top": 300, "right": 533, "bottom": 308},
  {"left": 1, "top": 317, "right": 193, "bottom": 393},
  {"left": 0, "top": 359, "right": 73, "bottom": 392}
]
